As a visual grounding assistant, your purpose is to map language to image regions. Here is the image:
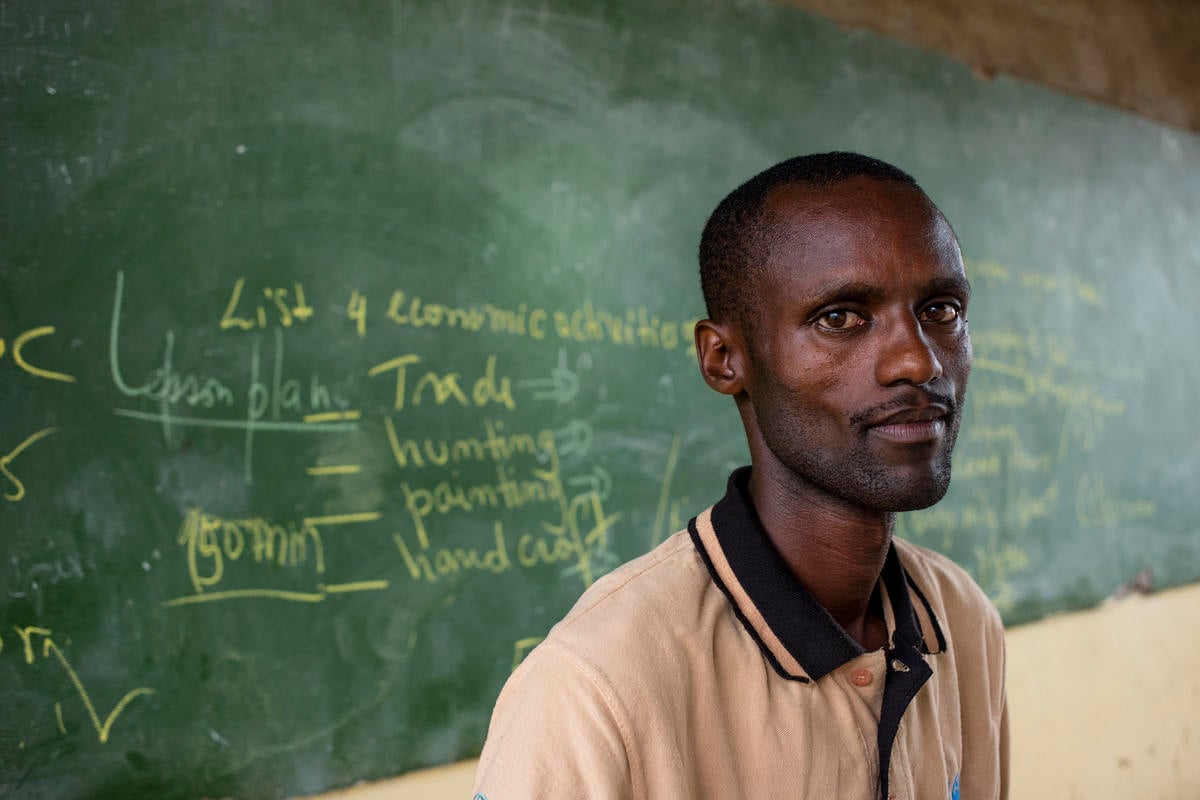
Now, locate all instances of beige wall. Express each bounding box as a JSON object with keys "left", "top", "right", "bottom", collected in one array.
[
  {"left": 306, "top": 582, "right": 1200, "bottom": 800},
  {"left": 1006, "top": 584, "right": 1200, "bottom": 799}
]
